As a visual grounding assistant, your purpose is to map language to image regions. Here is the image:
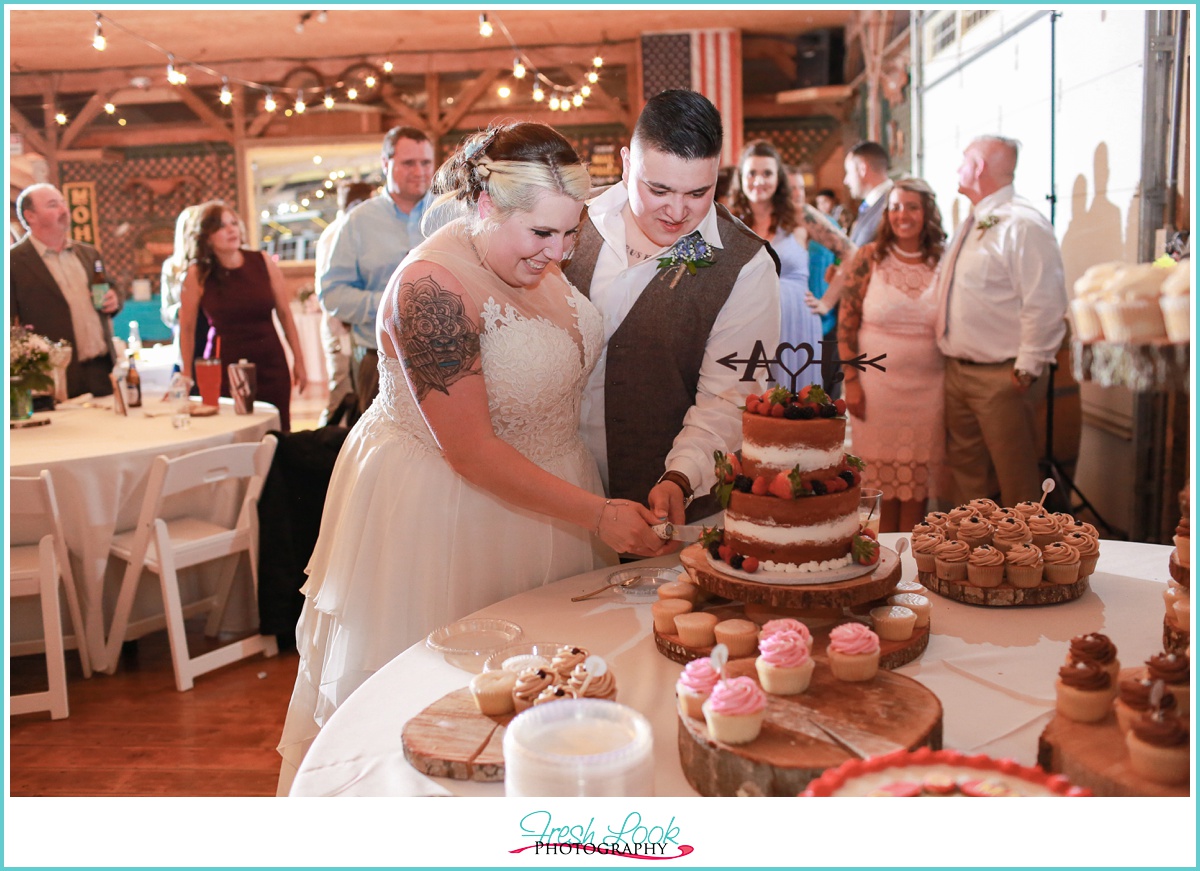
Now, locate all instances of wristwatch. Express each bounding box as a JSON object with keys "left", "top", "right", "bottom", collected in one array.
[
  {"left": 657, "top": 470, "right": 695, "bottom": 509},
  {"left": 1014, "top": 368, "right": 1036, "bottom": 388}
]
